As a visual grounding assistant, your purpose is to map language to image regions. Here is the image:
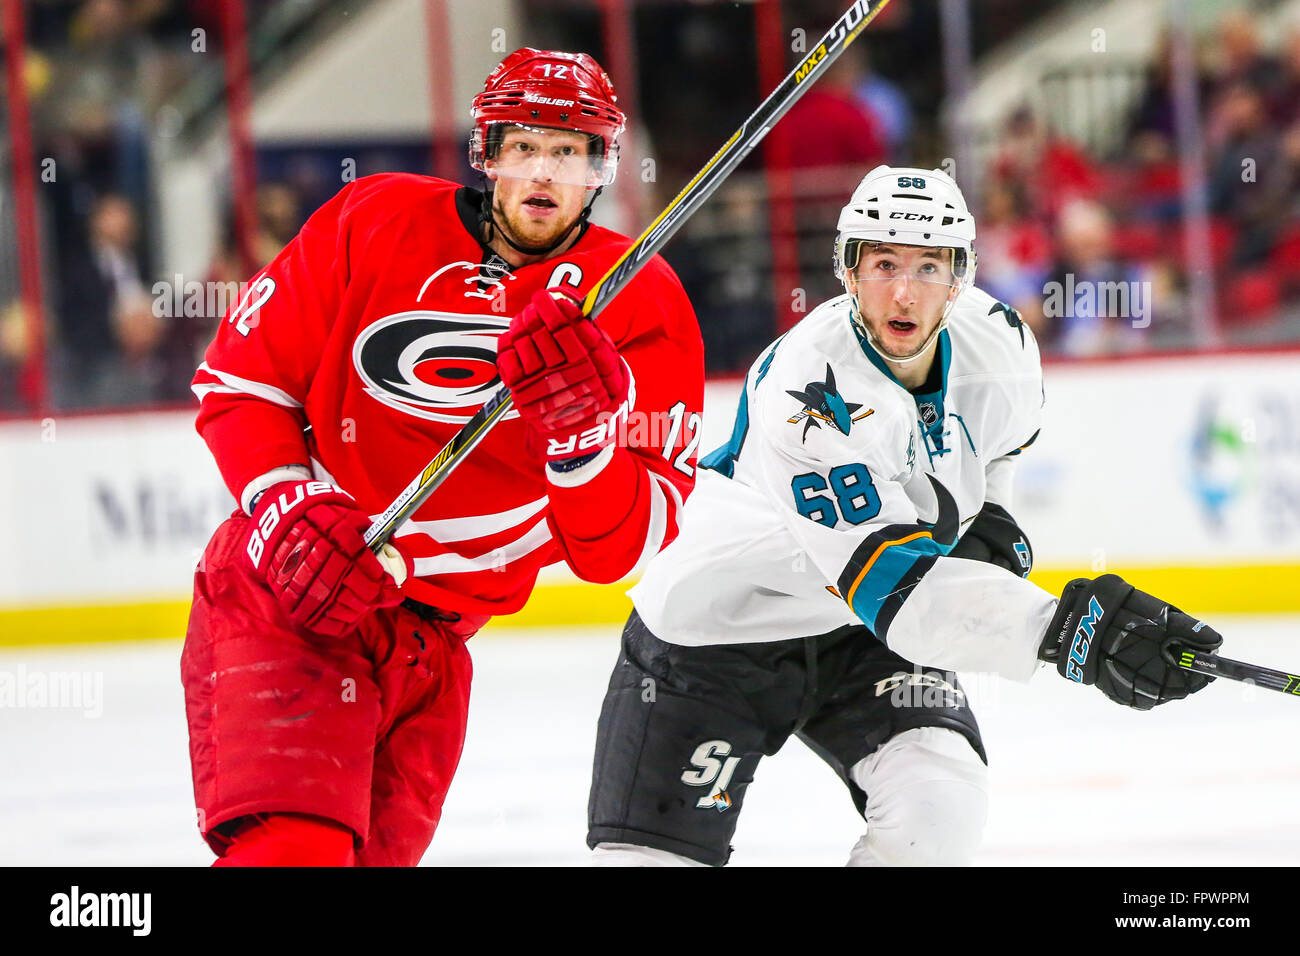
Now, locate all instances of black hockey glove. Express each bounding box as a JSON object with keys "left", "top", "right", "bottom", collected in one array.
[
  {"left": 950, "top": 502, "right": 1033, "bottom": 577},
  {"left": 1037, "top": 574, "right": 1222, "bottom": 710}
]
